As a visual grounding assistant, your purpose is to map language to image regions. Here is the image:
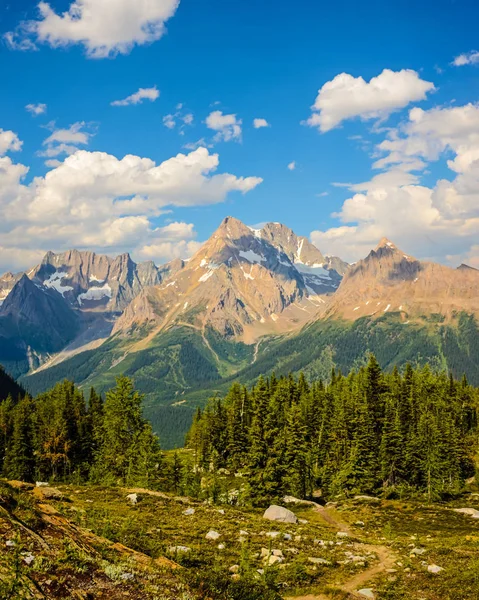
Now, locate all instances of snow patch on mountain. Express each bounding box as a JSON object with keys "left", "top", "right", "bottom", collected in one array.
[
  {"left": 239, "top": 250, "right": 266, "bottom": 264},
  {"left": 43, "top": 271, "right": 74, "bottom": 296},
  {"left": 78, "top": 283, "right": 112, "bottom": 305}
]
